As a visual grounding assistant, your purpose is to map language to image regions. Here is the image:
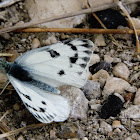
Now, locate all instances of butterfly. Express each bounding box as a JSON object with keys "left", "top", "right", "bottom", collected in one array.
[{"left": 0, "top": 39, "right": 93, "bottom": 123}]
